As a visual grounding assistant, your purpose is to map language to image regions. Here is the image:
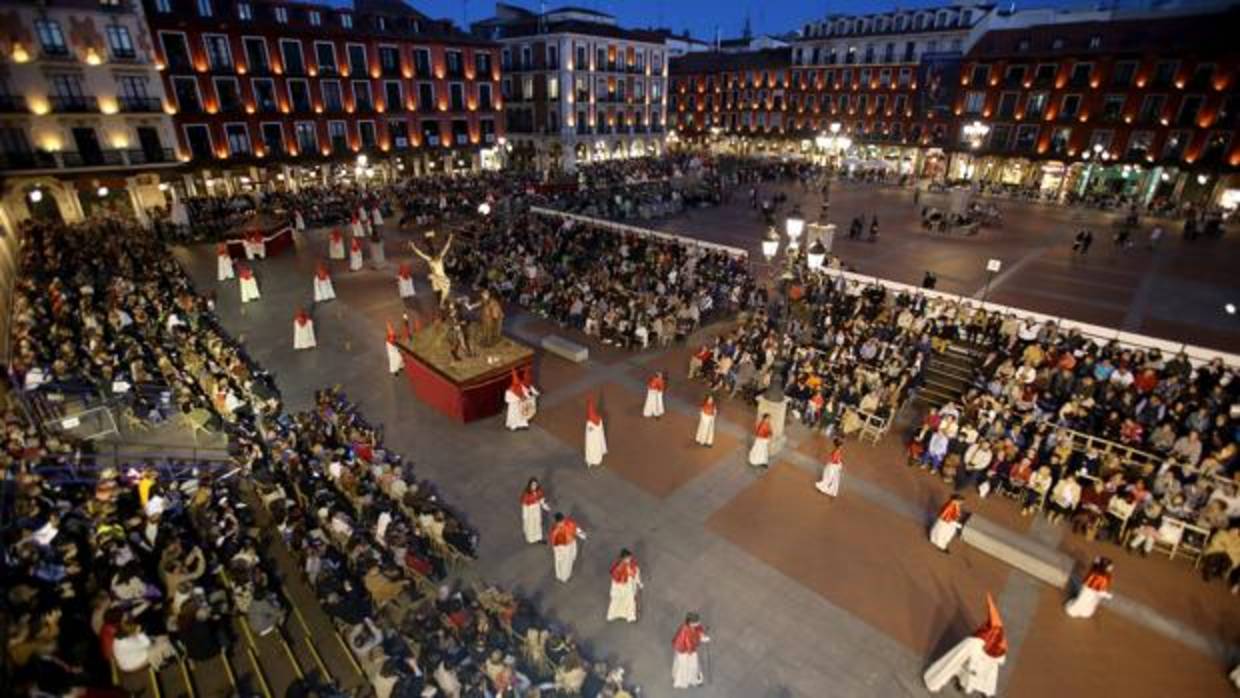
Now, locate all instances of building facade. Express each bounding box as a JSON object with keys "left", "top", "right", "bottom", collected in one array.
[
  {"left": 144, "top": 0, "right": 505, "bottom": 192},
  {"left": 472, "top": 4, "right": 669, "bottom": 171},
  {"left": 952, "top": 5, "right": 1239, "bottom": 205},
  {"left": 0, "top": 0, "right": 180, "bottom": 229}
]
